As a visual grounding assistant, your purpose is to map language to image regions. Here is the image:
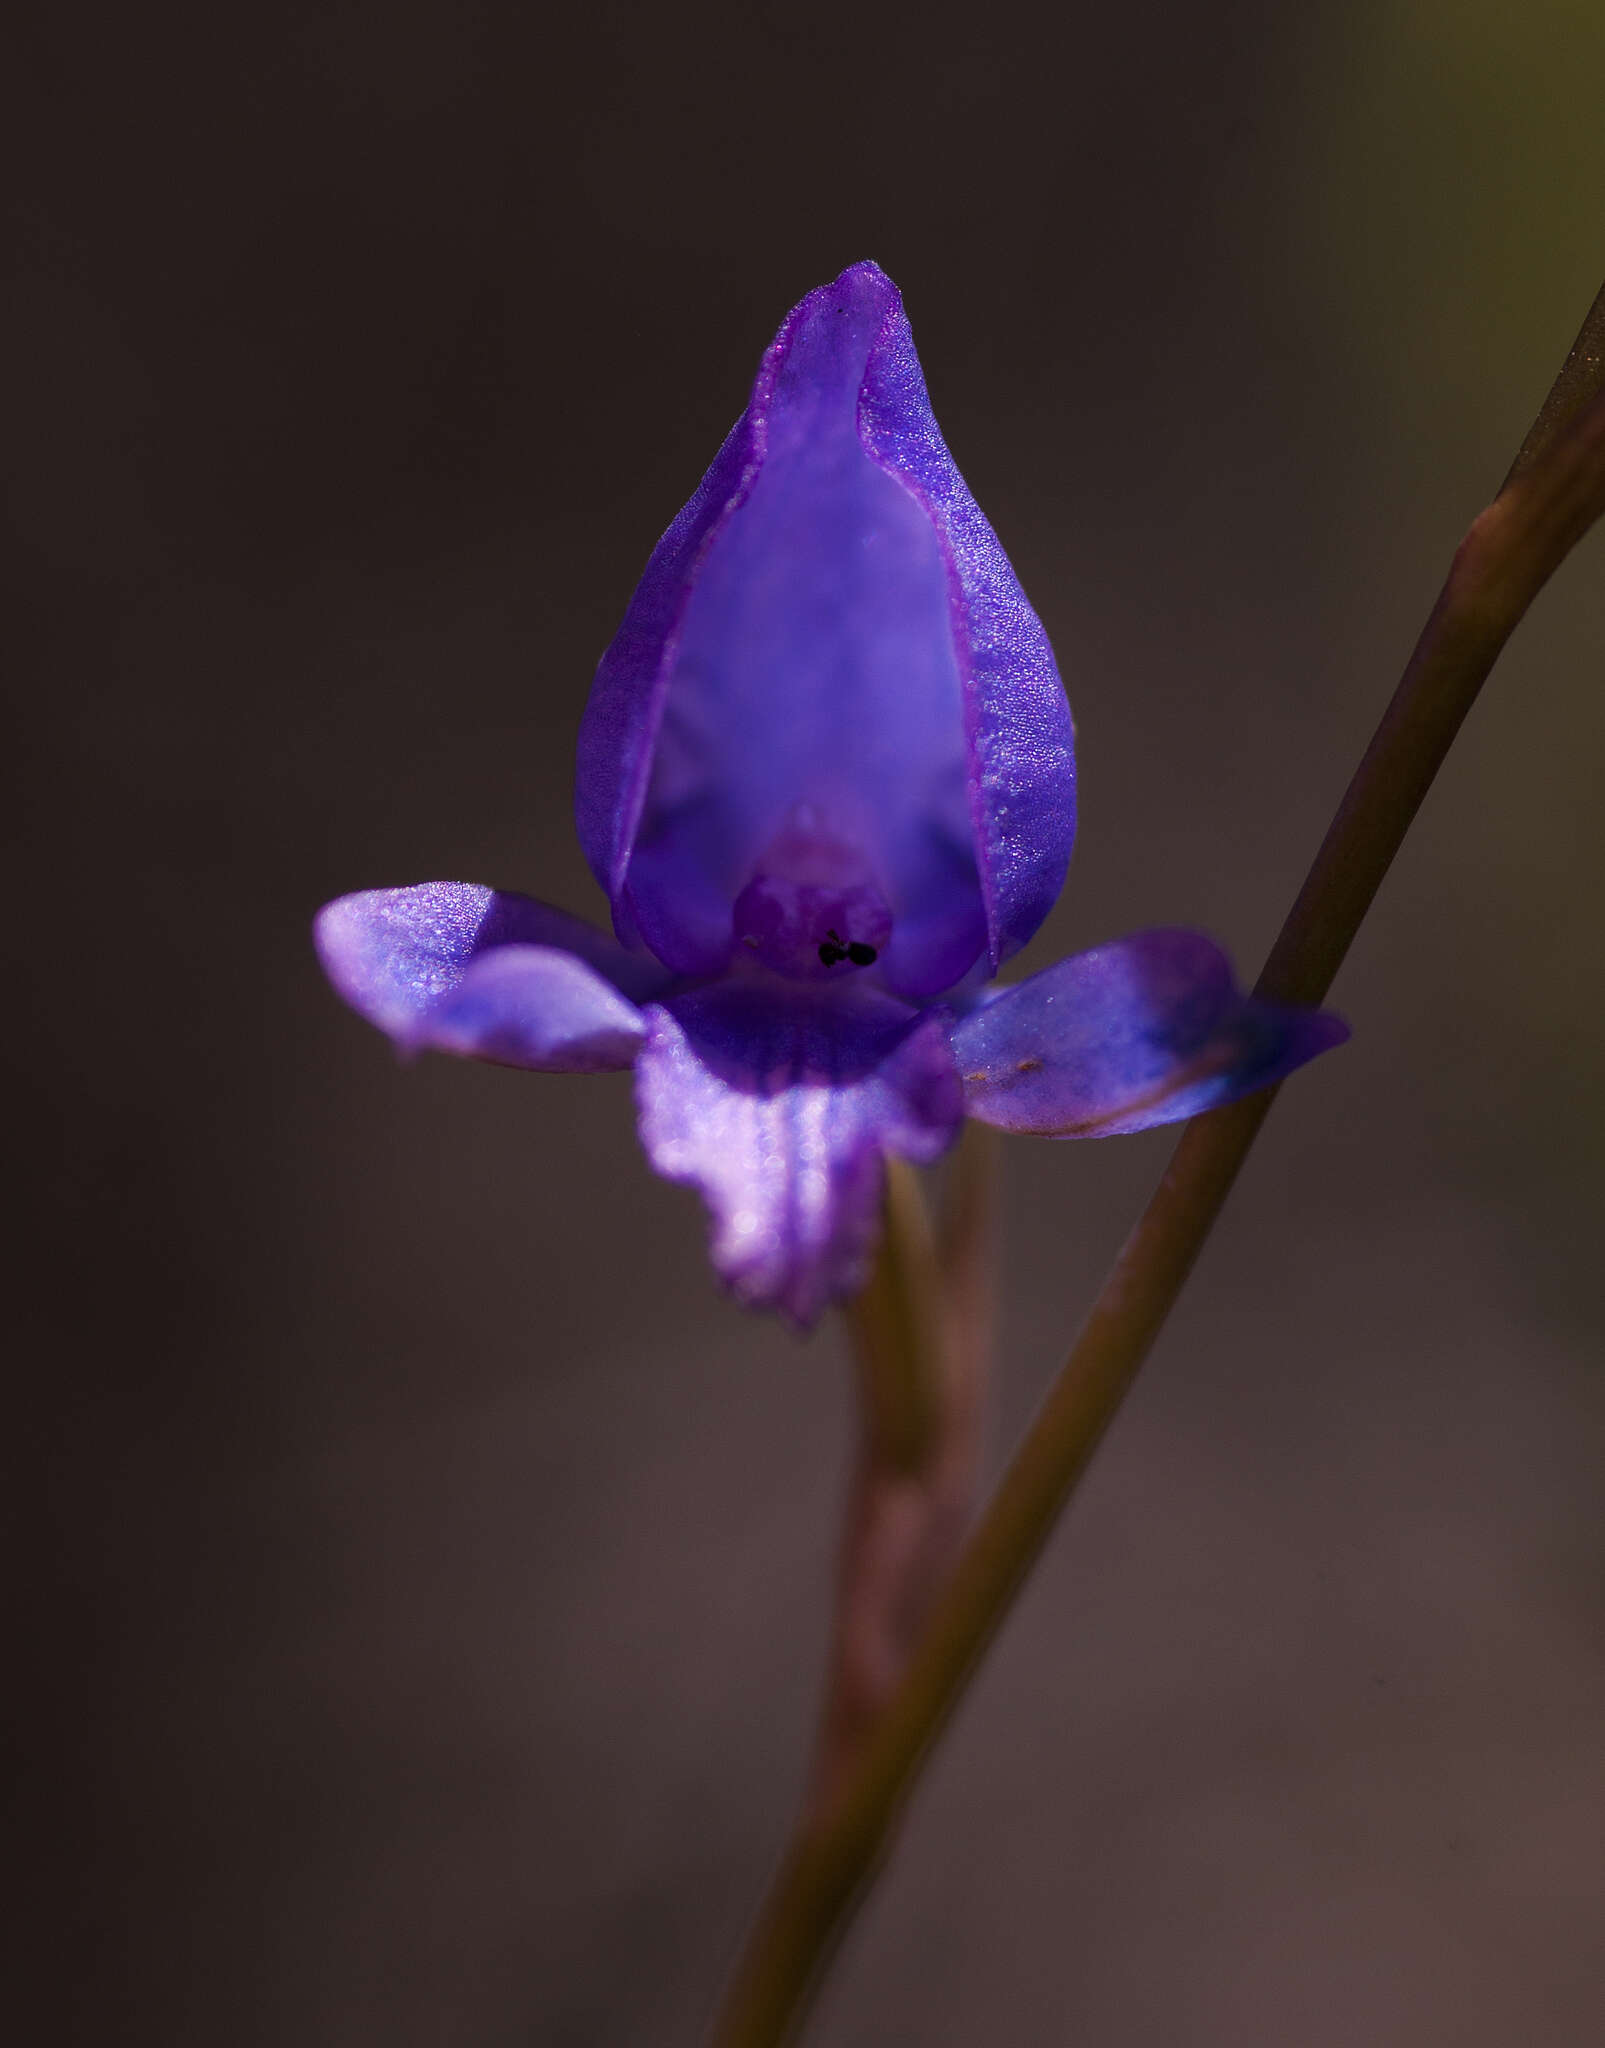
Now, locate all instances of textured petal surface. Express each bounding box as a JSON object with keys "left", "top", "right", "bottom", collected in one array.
[
  {"left": 951, "top": 929, "right": 1348, "bottom": 1137},
  {"left": 410, "top": 946, "right": 645, "bottom": 1071},
  {"left": 856, "top": 266, "right": 1075, "bottom": 966},
  {"left": 314, "top": 882, "right": 669, "bottom": 1046},
  {"left": 574, "top": 416, "right": 754, "bottom": 948},
  {"left": 575, "top": 261, "right": 1073, "bottom": 992},
  {"left": 635, "top": 977, "right": 963, "bottom": 1327}
]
